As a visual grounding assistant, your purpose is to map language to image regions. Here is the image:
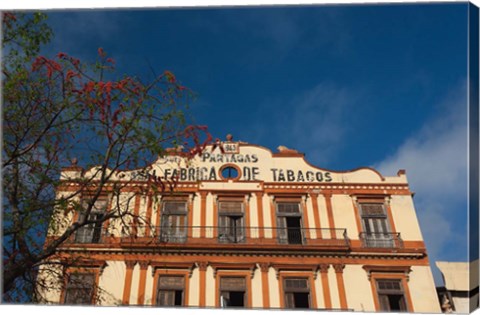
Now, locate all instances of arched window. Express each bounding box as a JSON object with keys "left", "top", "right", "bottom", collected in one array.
[{"left": 220, "top": 166, "right": 239, "bottom": 180}]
